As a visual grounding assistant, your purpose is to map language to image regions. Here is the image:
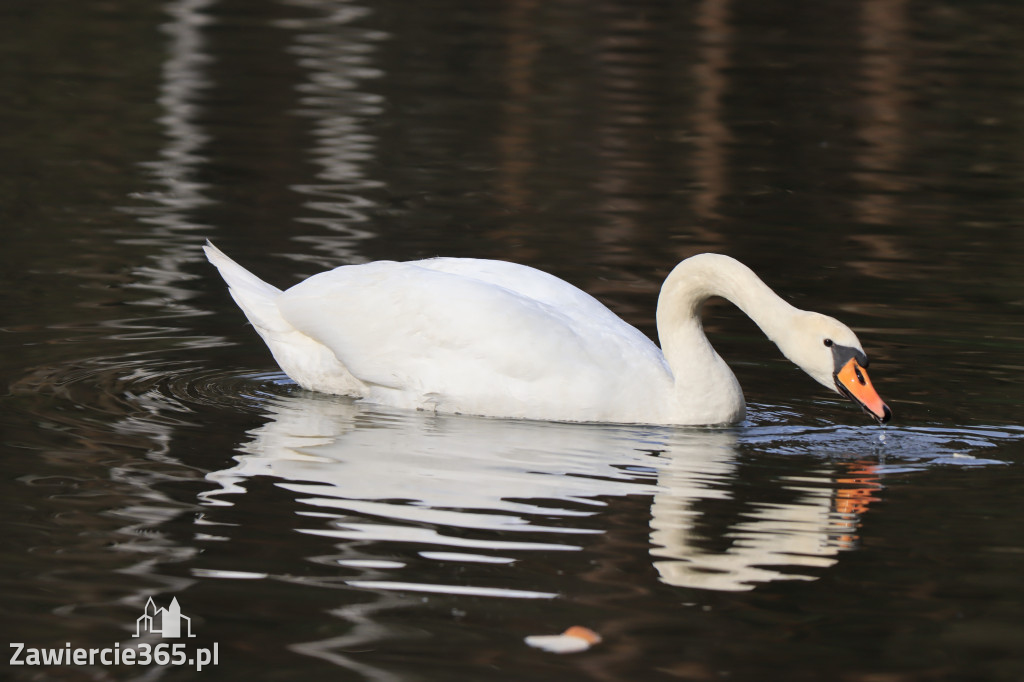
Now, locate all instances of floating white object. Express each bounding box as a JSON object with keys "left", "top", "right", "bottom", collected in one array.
[{"left": 525, "top": 626, "right": 602, "bottom": 654}]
